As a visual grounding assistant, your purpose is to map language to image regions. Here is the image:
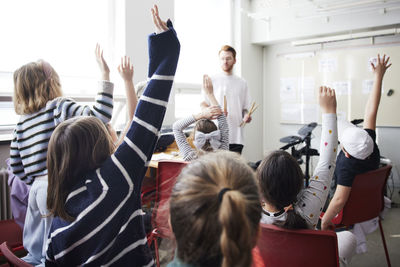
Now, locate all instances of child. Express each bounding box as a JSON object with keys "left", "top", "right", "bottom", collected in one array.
[
  {"left": 10, "top": 45, "right": 114, "bottom": 266},
  {"left": 45, "top": 5, "right": 180, "bottom": 266},
  {"left": 322, "top": 55, "right": 391, "bottom": 253},
  {"left": 168, "top": 150, "right": 261, "bottom": 267},
  {"left": 173, "top": 75, "right": 229, "bottom": 161},
  {"left": 257, "top": 87, "right": 356, "bottom": 266}
]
